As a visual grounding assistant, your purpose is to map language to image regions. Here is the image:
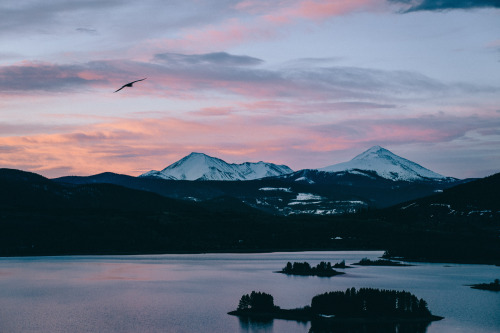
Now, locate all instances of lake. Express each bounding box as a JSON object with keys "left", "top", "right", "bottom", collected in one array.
[{"left": 0, "top": 251, "right": 498, "bottom": 332}]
